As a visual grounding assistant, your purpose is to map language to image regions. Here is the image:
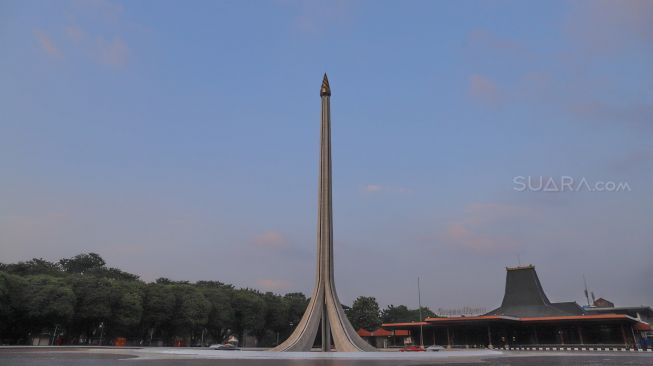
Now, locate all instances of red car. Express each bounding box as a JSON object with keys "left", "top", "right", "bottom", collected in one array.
[{"left": 400, "top": 345, "right": 425, "bottom": 352}]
